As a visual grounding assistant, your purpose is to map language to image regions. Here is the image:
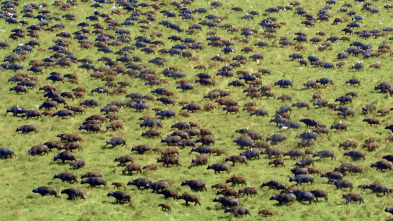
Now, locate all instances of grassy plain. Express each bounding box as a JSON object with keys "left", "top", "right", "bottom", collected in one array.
[{"left": 1, "top": 0, "right": 393, "bottom": 220}]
